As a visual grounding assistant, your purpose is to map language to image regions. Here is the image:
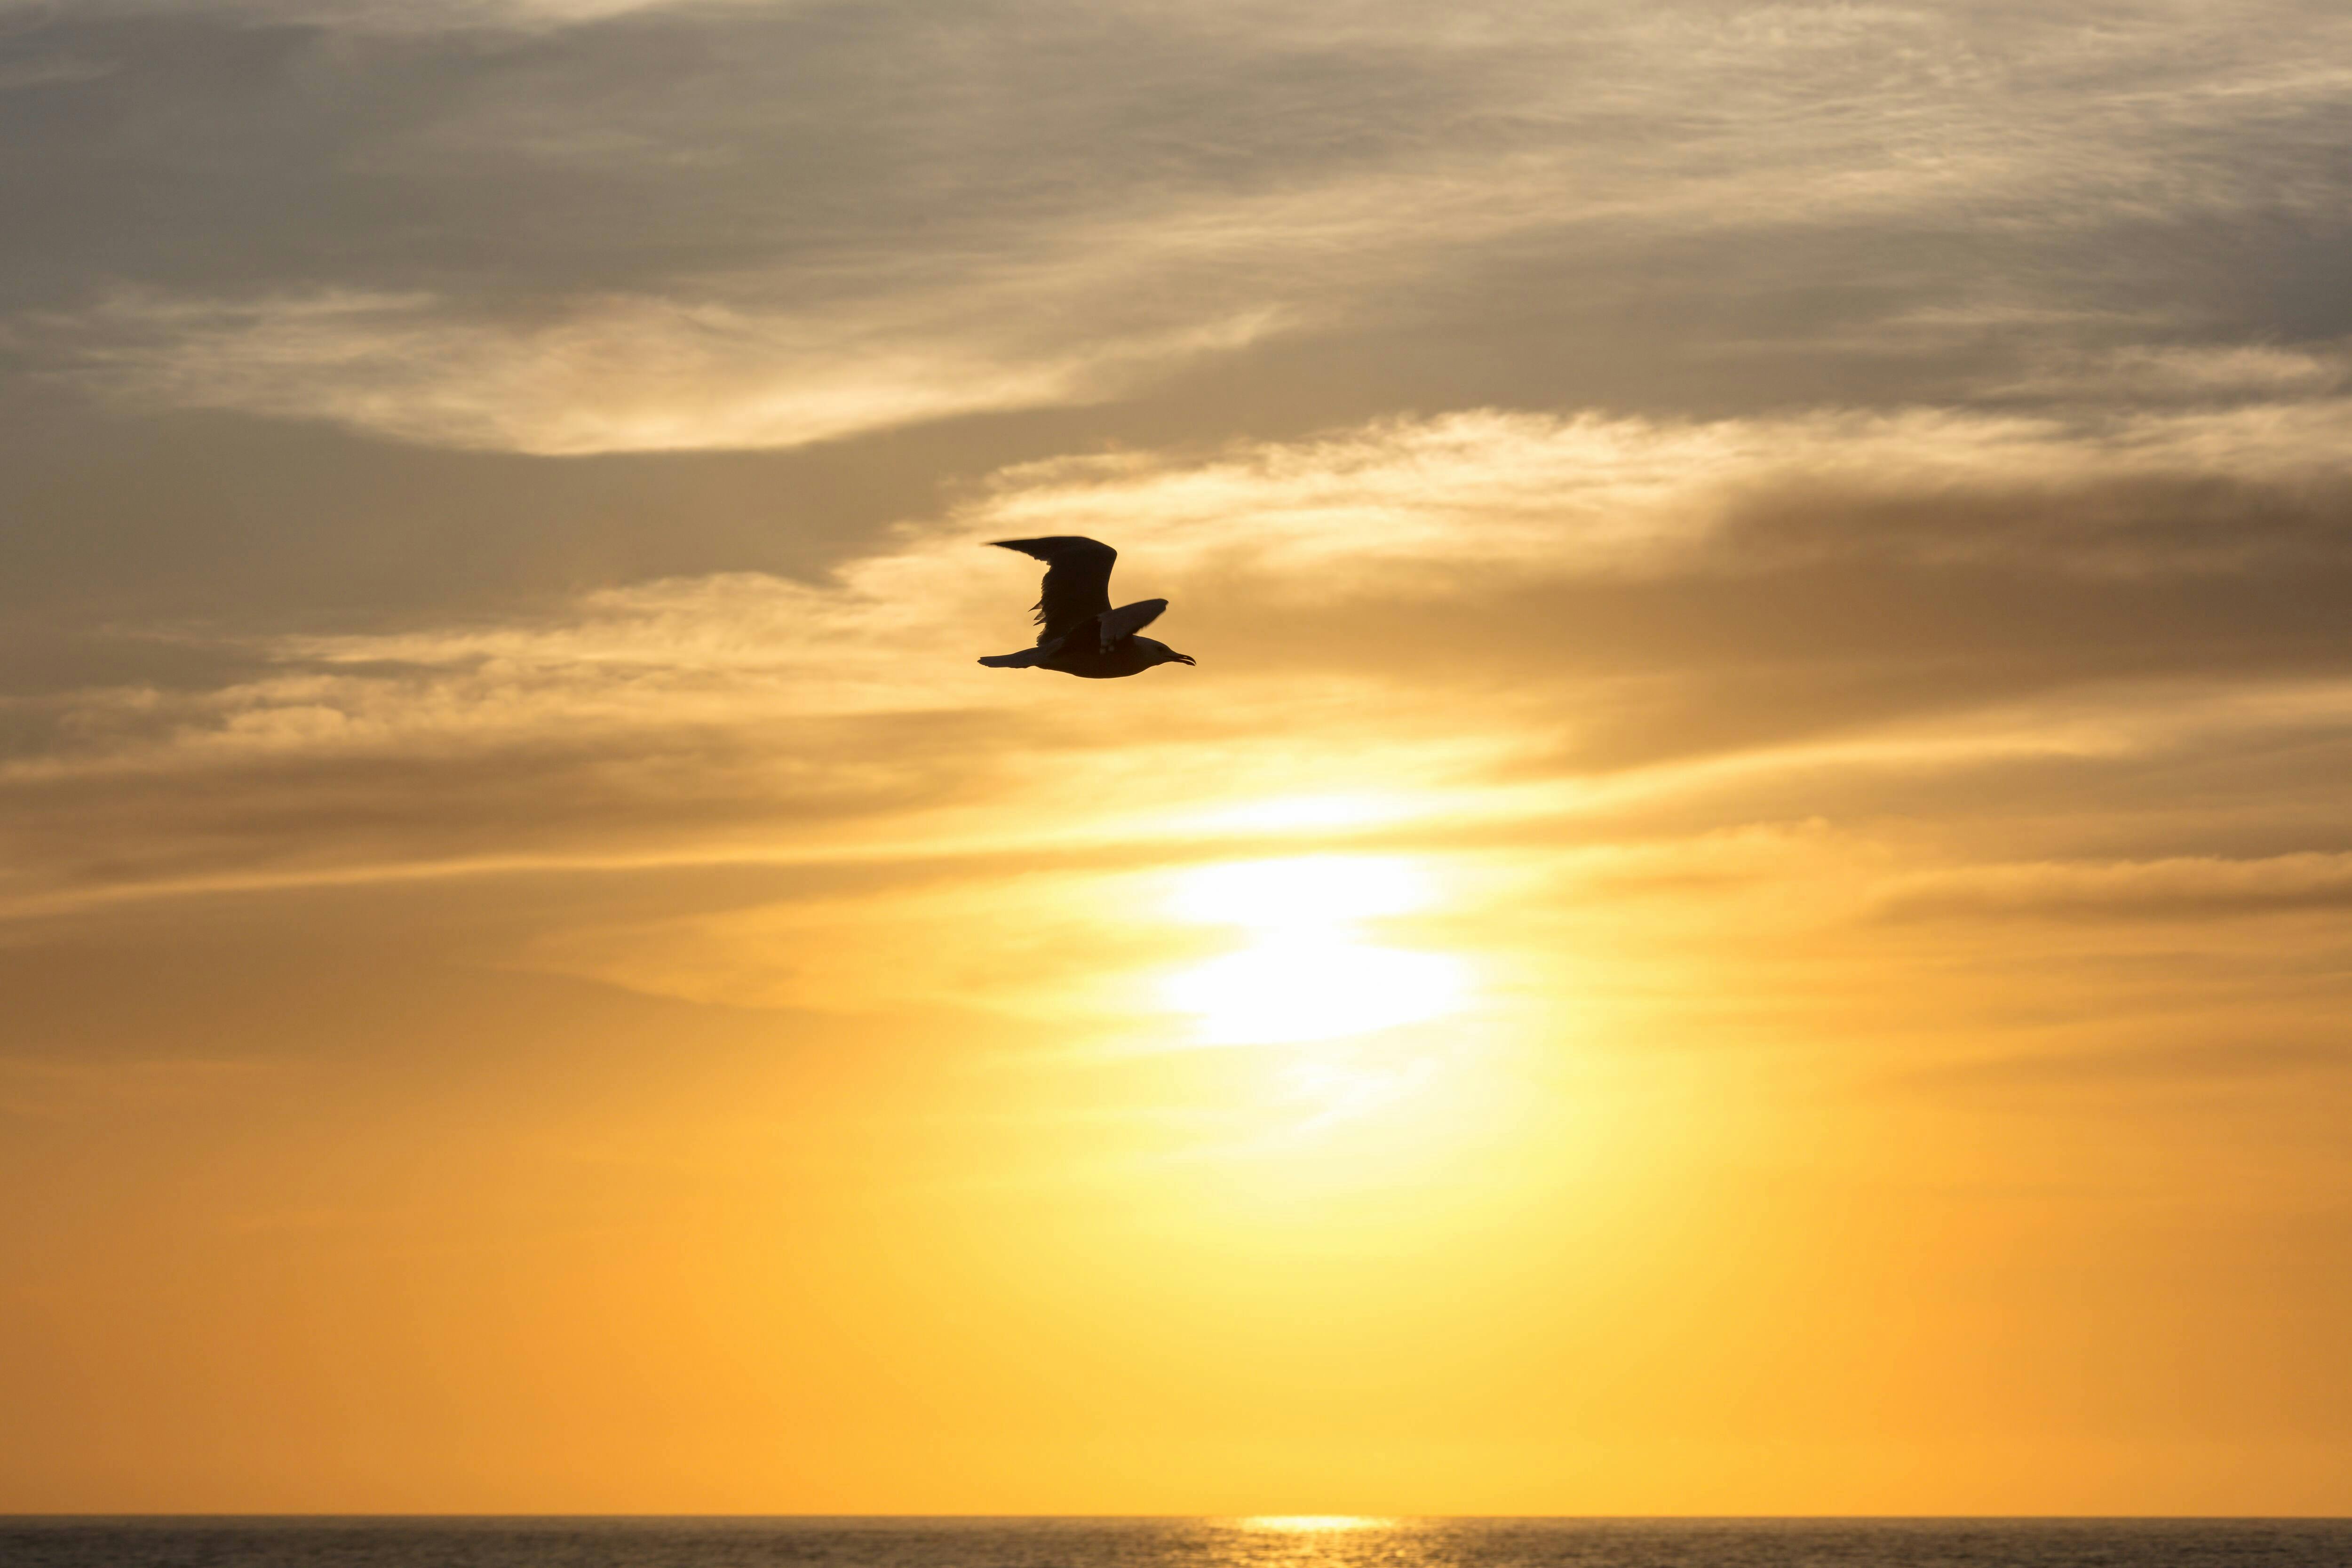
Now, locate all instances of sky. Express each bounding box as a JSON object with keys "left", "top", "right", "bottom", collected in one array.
[{"left": 4, "top": 0, "right": 2352, "bottom": 1518}]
